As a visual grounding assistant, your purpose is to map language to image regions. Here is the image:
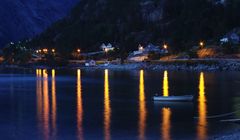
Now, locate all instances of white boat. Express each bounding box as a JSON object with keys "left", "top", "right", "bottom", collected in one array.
[{"left": 153, "top": 95, "right": 194, "bottom": 102}]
